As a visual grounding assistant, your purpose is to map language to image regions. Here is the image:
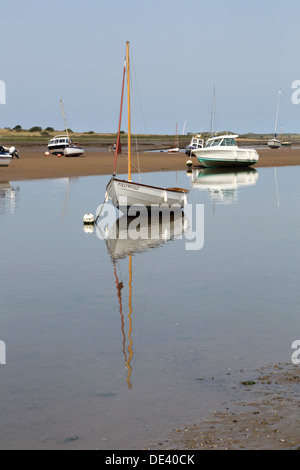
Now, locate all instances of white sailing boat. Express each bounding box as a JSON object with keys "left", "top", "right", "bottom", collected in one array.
[
  {"left": 47, "top": 100, "right": 84, "bottom": 157},
  {"left": 168, "top": 123, "right": 180, "bottom": 153},
  {"left": 106, "top": 42, "right": 189, "bottom": 213},
  {"left": 268, "top": 90, "right": 282, "bottom": 149}
]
